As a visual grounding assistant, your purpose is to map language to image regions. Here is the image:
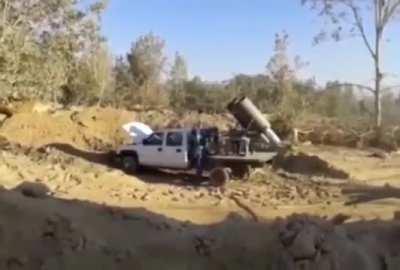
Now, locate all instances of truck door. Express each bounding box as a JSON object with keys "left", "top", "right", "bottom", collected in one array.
[
  {"left": 139, "top": 132, "right": 165, "bottom": 167},
  {"left": 163, "top": 131, "right": 189, "bottom": 169}
]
